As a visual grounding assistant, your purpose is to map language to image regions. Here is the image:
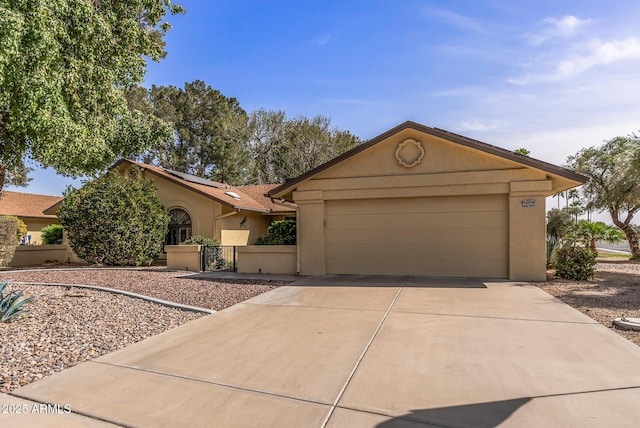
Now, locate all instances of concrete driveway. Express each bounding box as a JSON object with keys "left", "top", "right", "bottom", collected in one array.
[{"left": 4, "top": 275, "right": 640, "bottom": 427}]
